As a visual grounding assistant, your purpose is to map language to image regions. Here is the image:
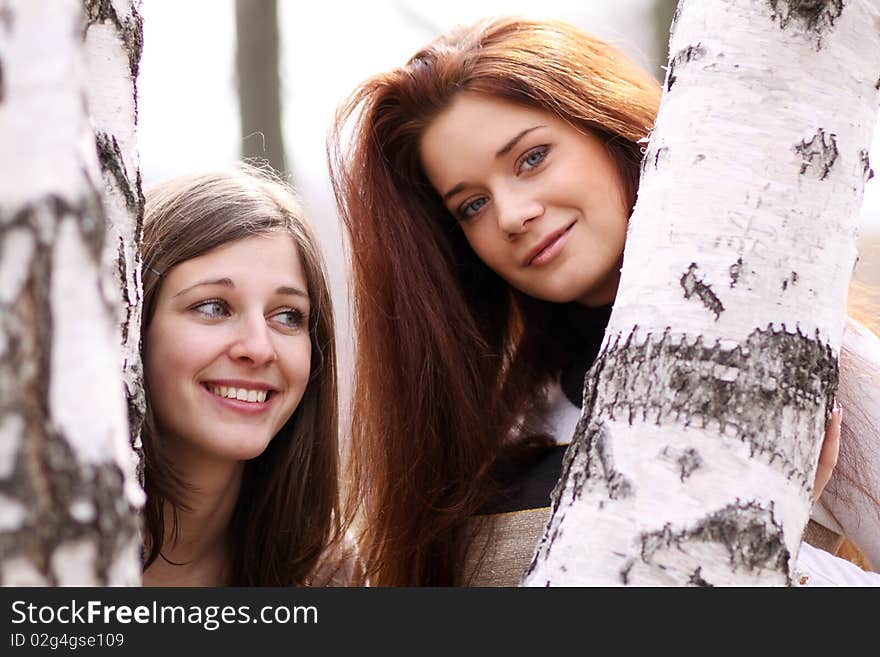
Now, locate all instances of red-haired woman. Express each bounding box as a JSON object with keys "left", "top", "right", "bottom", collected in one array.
[{"left": 329, "top": 17, "right": 878, "bottom": 586}]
